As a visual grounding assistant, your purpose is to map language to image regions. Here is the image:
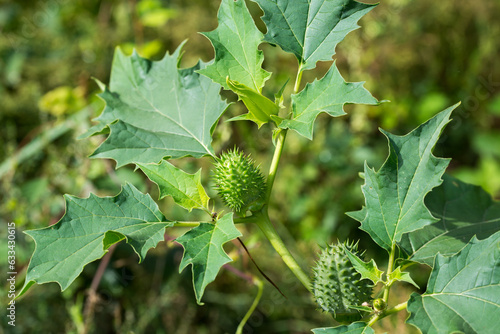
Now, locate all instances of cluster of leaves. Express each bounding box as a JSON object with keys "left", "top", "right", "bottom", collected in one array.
[
  {"left": 314, "top": 105, "right": 500, "bottom": 333},
  {"left": 16, "top": 0, "right": 500, "bottom": 333},
  {"left": 19, "top": 0, "right": 381, "bottom": 301}
]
